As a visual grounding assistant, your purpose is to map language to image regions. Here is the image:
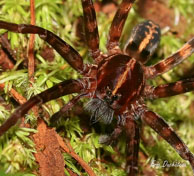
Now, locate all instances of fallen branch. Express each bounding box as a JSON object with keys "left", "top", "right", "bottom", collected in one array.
[
  {"left": 0, "top": 83, "right": 26, "bottom": 104},
  {"left": 57, "top": 134, "right": 96, "bottom": 176}
]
